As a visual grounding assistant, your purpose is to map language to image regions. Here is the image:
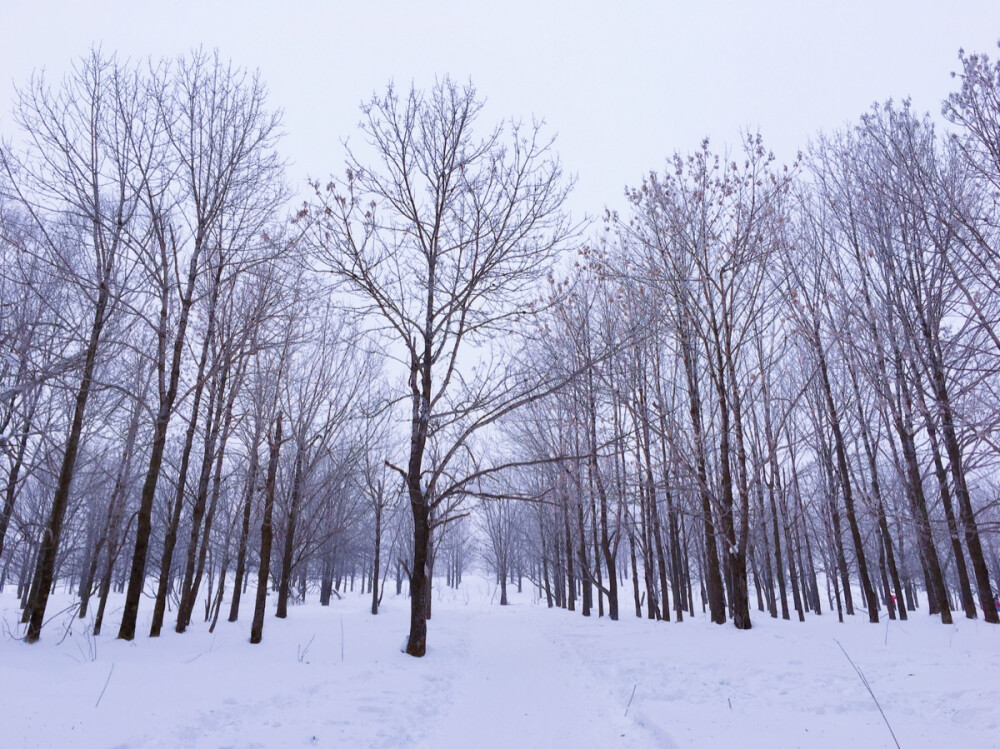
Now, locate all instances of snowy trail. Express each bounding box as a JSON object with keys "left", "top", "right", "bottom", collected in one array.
[{"left": 420, "top": 603, "right": 666, "bottom": 748}]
